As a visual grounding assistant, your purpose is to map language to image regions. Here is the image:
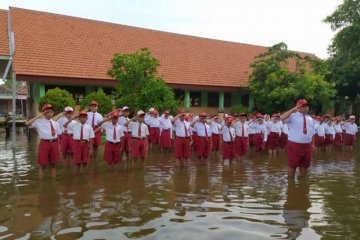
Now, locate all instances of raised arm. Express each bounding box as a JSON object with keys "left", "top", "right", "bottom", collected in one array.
[
  {"left": 280, "top": 105, "right": 300, "bottom": 121},
  {"left": 171, "top": 113, "right": 184, "bottom": 124},
  {"left": 25, "top": 112, "right": 45, "bottom": 126},
  {"left": 124, "top": 115, "right": 137, "bottom": 127},
  {"left": 63, "top": 115, "right": 78, "bottom": 128},
  {"left": 190, "top": 118, "right": 200, "bottom": 127},
  {"left": 53, "top": 111, "right": 65, "bottom": 121}
]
